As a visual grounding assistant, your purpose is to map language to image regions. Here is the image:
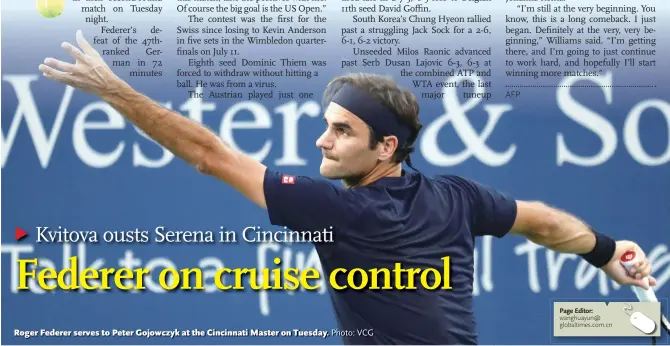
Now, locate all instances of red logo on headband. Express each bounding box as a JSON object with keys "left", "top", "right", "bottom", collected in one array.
[
  {"left": 620, "top": 250, "right": 636, "bottom": 262},
  {"left": 282, "top": 175, "right": 295, "bottom": 184}
]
